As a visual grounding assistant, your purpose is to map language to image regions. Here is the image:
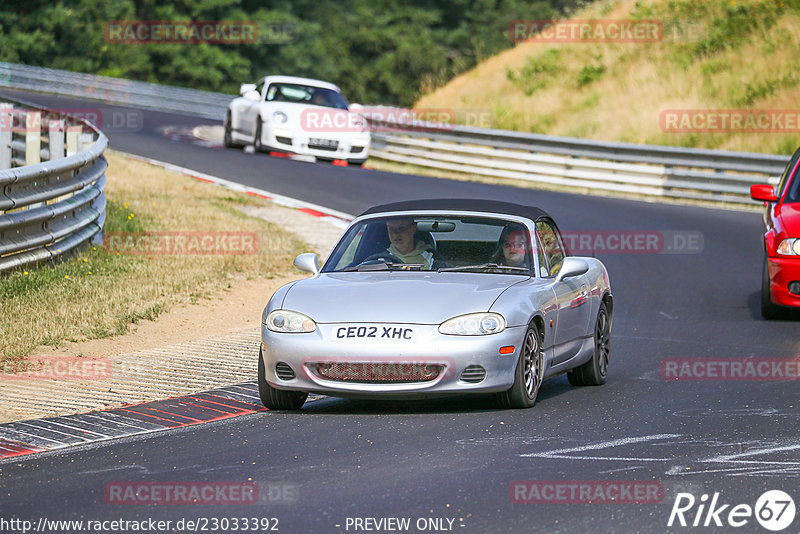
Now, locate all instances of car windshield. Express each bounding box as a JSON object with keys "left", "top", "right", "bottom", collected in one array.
[
  {"left": 266, "top": 83, "right": 348, "bottom": 110},
  {"left": 323, "top": 215, "right": 534, "bottom": 275}
]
